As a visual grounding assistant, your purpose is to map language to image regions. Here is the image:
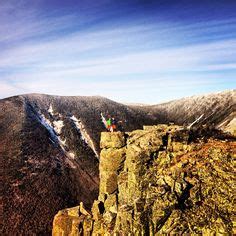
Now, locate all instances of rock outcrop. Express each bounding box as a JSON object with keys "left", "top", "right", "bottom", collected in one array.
[{"left": 52, "top": 124, "right": 236, "bottom": 235}]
